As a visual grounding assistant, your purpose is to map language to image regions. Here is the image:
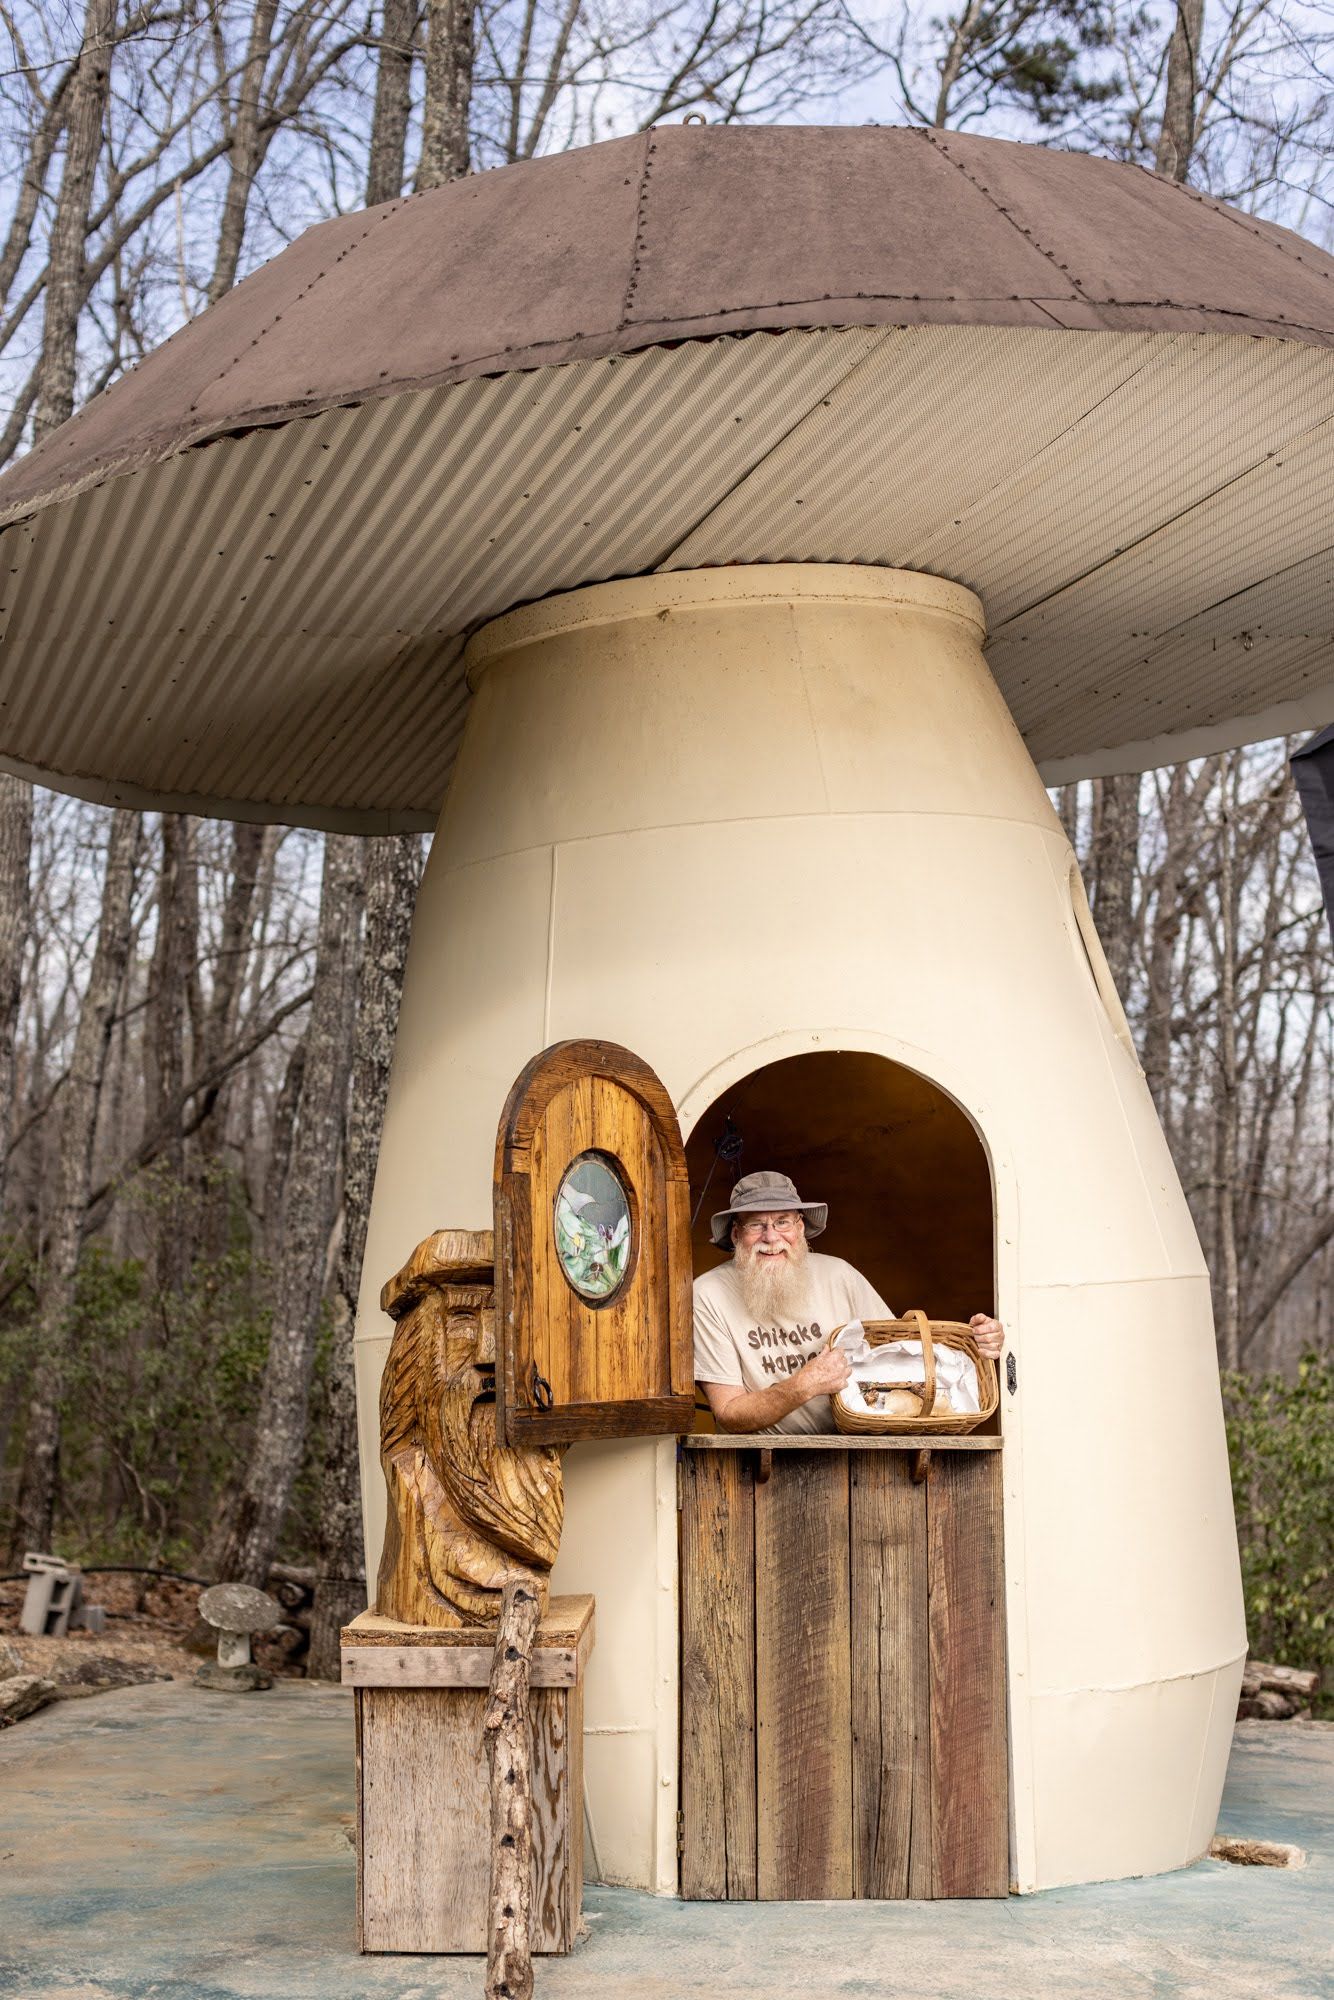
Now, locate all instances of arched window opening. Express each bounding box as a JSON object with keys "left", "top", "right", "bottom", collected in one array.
[{"left": 684, "top": 1049, "right": 995, "bottom": 1428}]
